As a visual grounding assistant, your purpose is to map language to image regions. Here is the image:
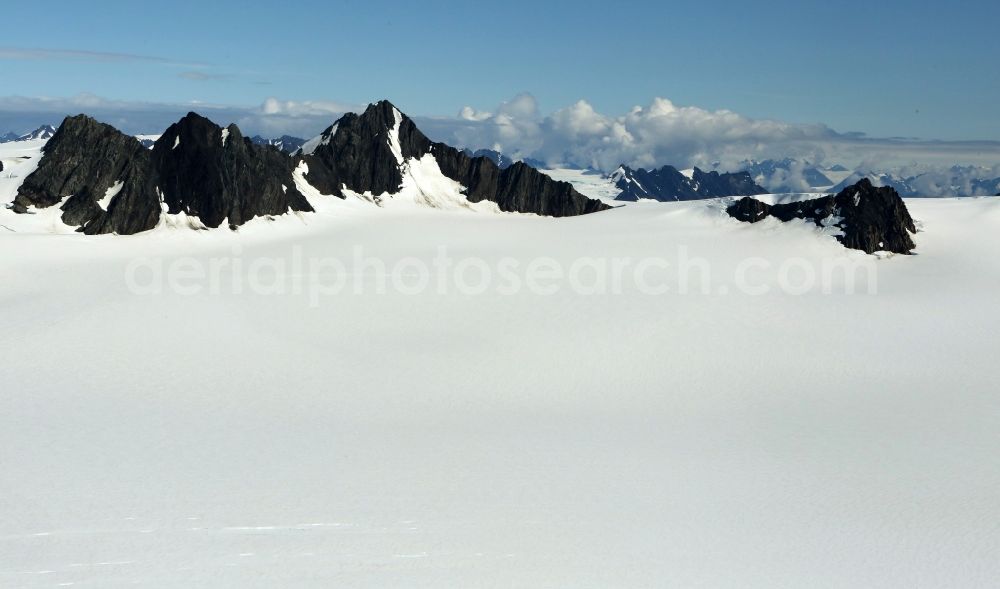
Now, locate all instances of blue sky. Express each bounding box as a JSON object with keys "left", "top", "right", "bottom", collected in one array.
[{"left": 2, "top": 0, "right": 998, "bottom": 140}]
